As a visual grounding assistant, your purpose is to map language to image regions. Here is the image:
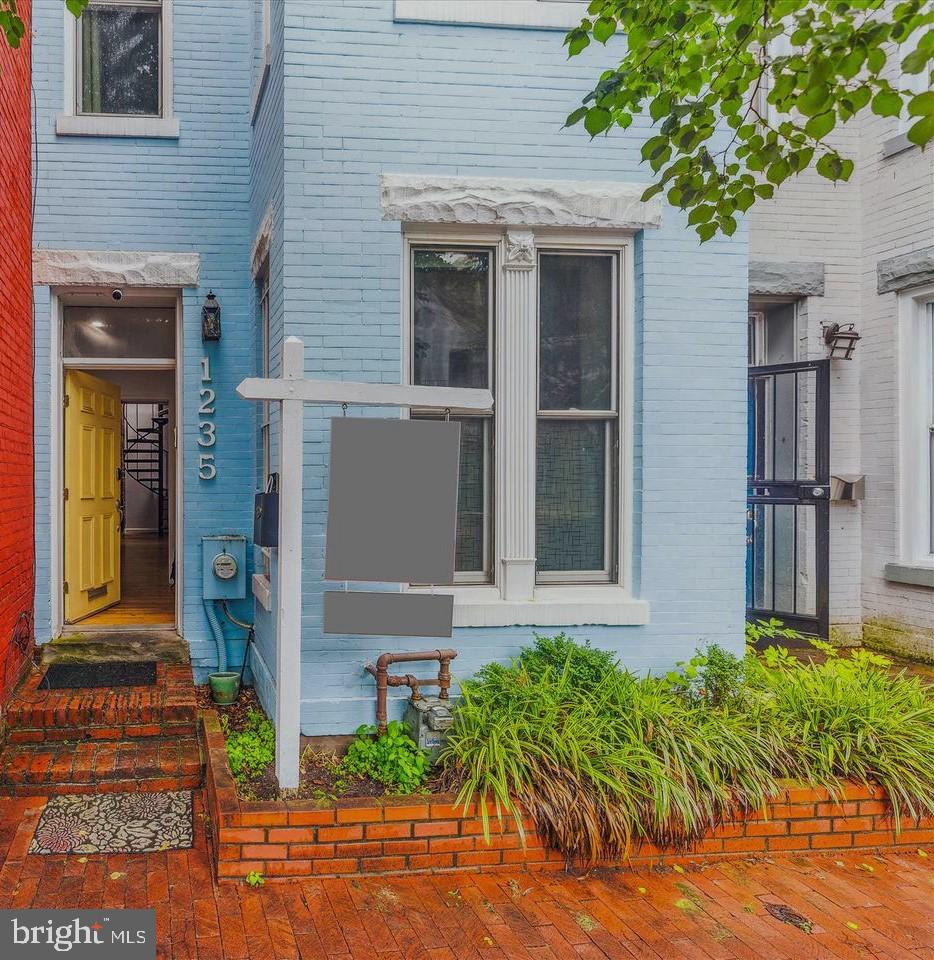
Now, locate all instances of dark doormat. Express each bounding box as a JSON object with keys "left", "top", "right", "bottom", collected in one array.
[
  {"left": 39, "top": 660, "right": 157, "bottom": 690},
  {"left": 30, "top": 792, "right": 193, "bottom": 854}
]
